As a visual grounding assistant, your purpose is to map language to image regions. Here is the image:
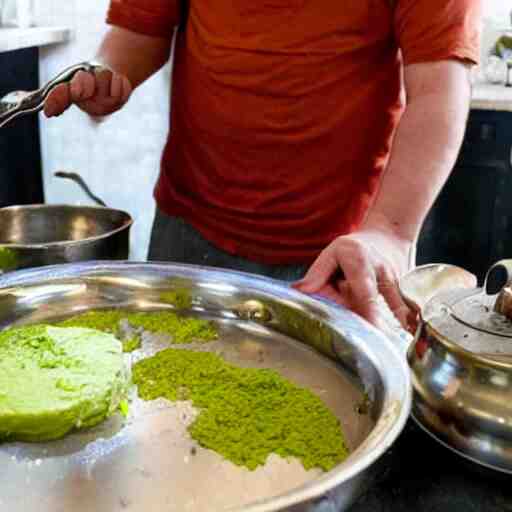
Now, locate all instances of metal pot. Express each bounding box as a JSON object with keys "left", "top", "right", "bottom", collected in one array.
[
  {"left": 0, "top": 172, "right": 132, "bottom": 273},
  {"left": 0, "top": 261, "right": 412, "bottom": 512},
  {"left": 398, "top": 260, "right": 512, "bottom": 474}
]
